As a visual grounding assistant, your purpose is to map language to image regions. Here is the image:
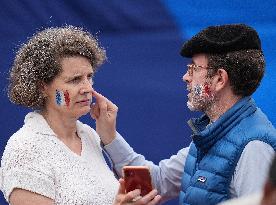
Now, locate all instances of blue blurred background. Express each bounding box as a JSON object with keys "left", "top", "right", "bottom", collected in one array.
[{"left": 0, "top": 1, "right": 275, "bottom": 204}]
